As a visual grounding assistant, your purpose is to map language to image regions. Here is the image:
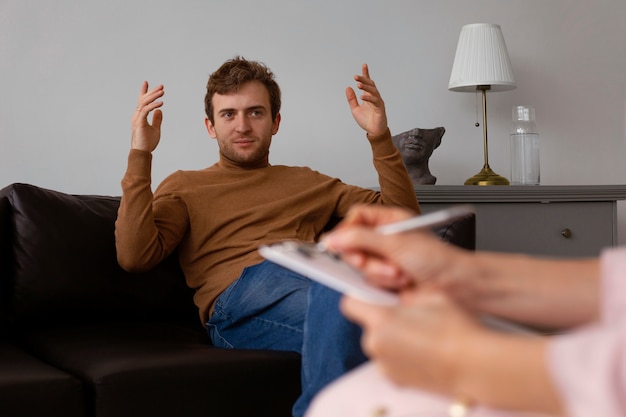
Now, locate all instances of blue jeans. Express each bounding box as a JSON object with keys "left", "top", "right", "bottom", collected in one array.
[{"left": 206, "top": 260, "right": 367, "bottom": 417}]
